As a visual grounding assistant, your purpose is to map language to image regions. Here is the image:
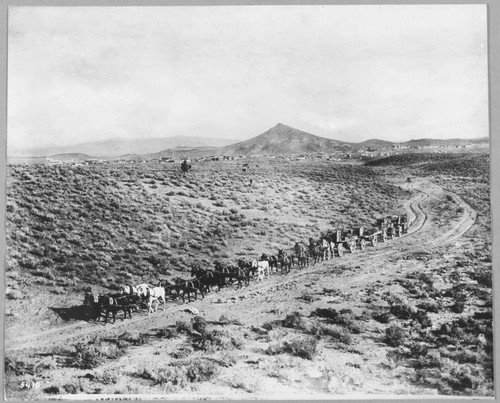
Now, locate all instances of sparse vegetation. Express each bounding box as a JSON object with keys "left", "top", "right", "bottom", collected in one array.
[{"left": 5, "top": 152, "right": 492, "bottom": 398}]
